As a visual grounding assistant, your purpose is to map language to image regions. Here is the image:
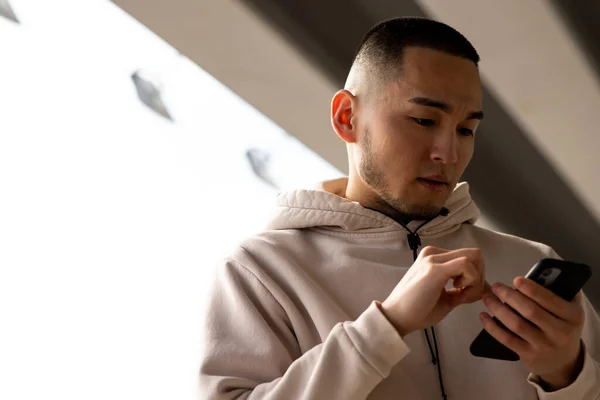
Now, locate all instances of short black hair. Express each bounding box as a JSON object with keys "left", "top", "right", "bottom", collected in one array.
[{"left": 352, "top": 17, "right": 479, "bottom": 83}]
